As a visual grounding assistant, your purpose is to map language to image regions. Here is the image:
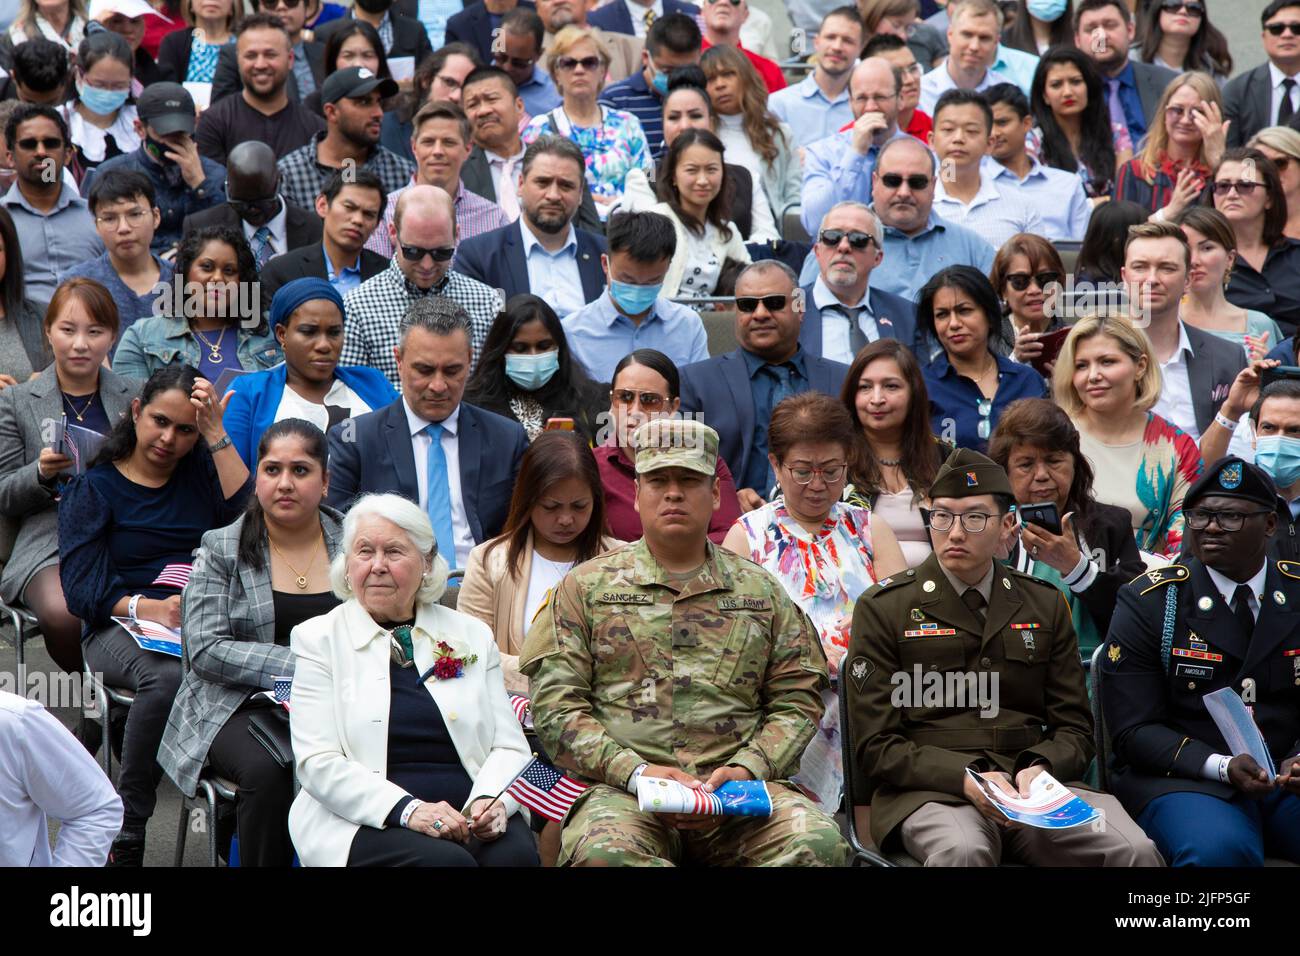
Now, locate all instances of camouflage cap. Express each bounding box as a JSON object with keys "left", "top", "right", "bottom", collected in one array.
[
  {"left": 929, "top": 446, "right": 1013, "bottom": 499},
  {"left": 632, "top": 419, "right": 719, "bottom": 477}
]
